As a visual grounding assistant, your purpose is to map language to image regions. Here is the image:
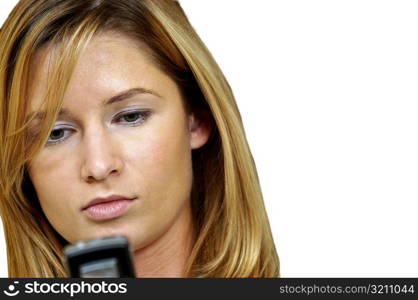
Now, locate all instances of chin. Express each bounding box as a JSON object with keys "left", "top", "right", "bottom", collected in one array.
[{"left": 88, "top": 224, "right": 145, "bottom": 248}]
